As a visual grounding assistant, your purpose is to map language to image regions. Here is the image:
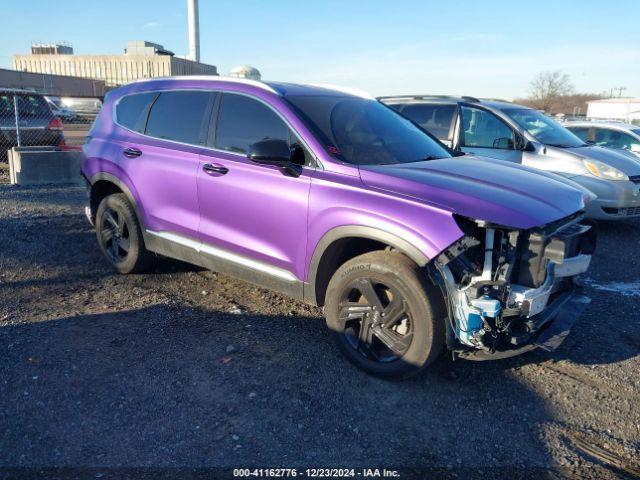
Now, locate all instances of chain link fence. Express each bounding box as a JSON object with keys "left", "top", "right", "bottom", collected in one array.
[{"left": 0, "top": 90, "right": 97, "bottom": 162}]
